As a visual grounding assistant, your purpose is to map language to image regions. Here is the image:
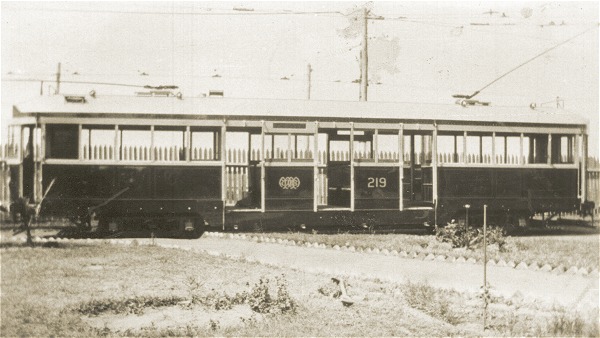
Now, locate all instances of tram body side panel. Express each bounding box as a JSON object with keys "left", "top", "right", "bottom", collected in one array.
[
  {"left": 437, "top": 167, "right": 579, "bottom": 222},
  {"left": 354, "top": 167, "right": 399, "bottom": 210},
  {"left": 264, "top": 167, "right": 313, "bottom": 210},
  {"left": 40, "top": 165, "right": 223, "bottom": 229}
]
